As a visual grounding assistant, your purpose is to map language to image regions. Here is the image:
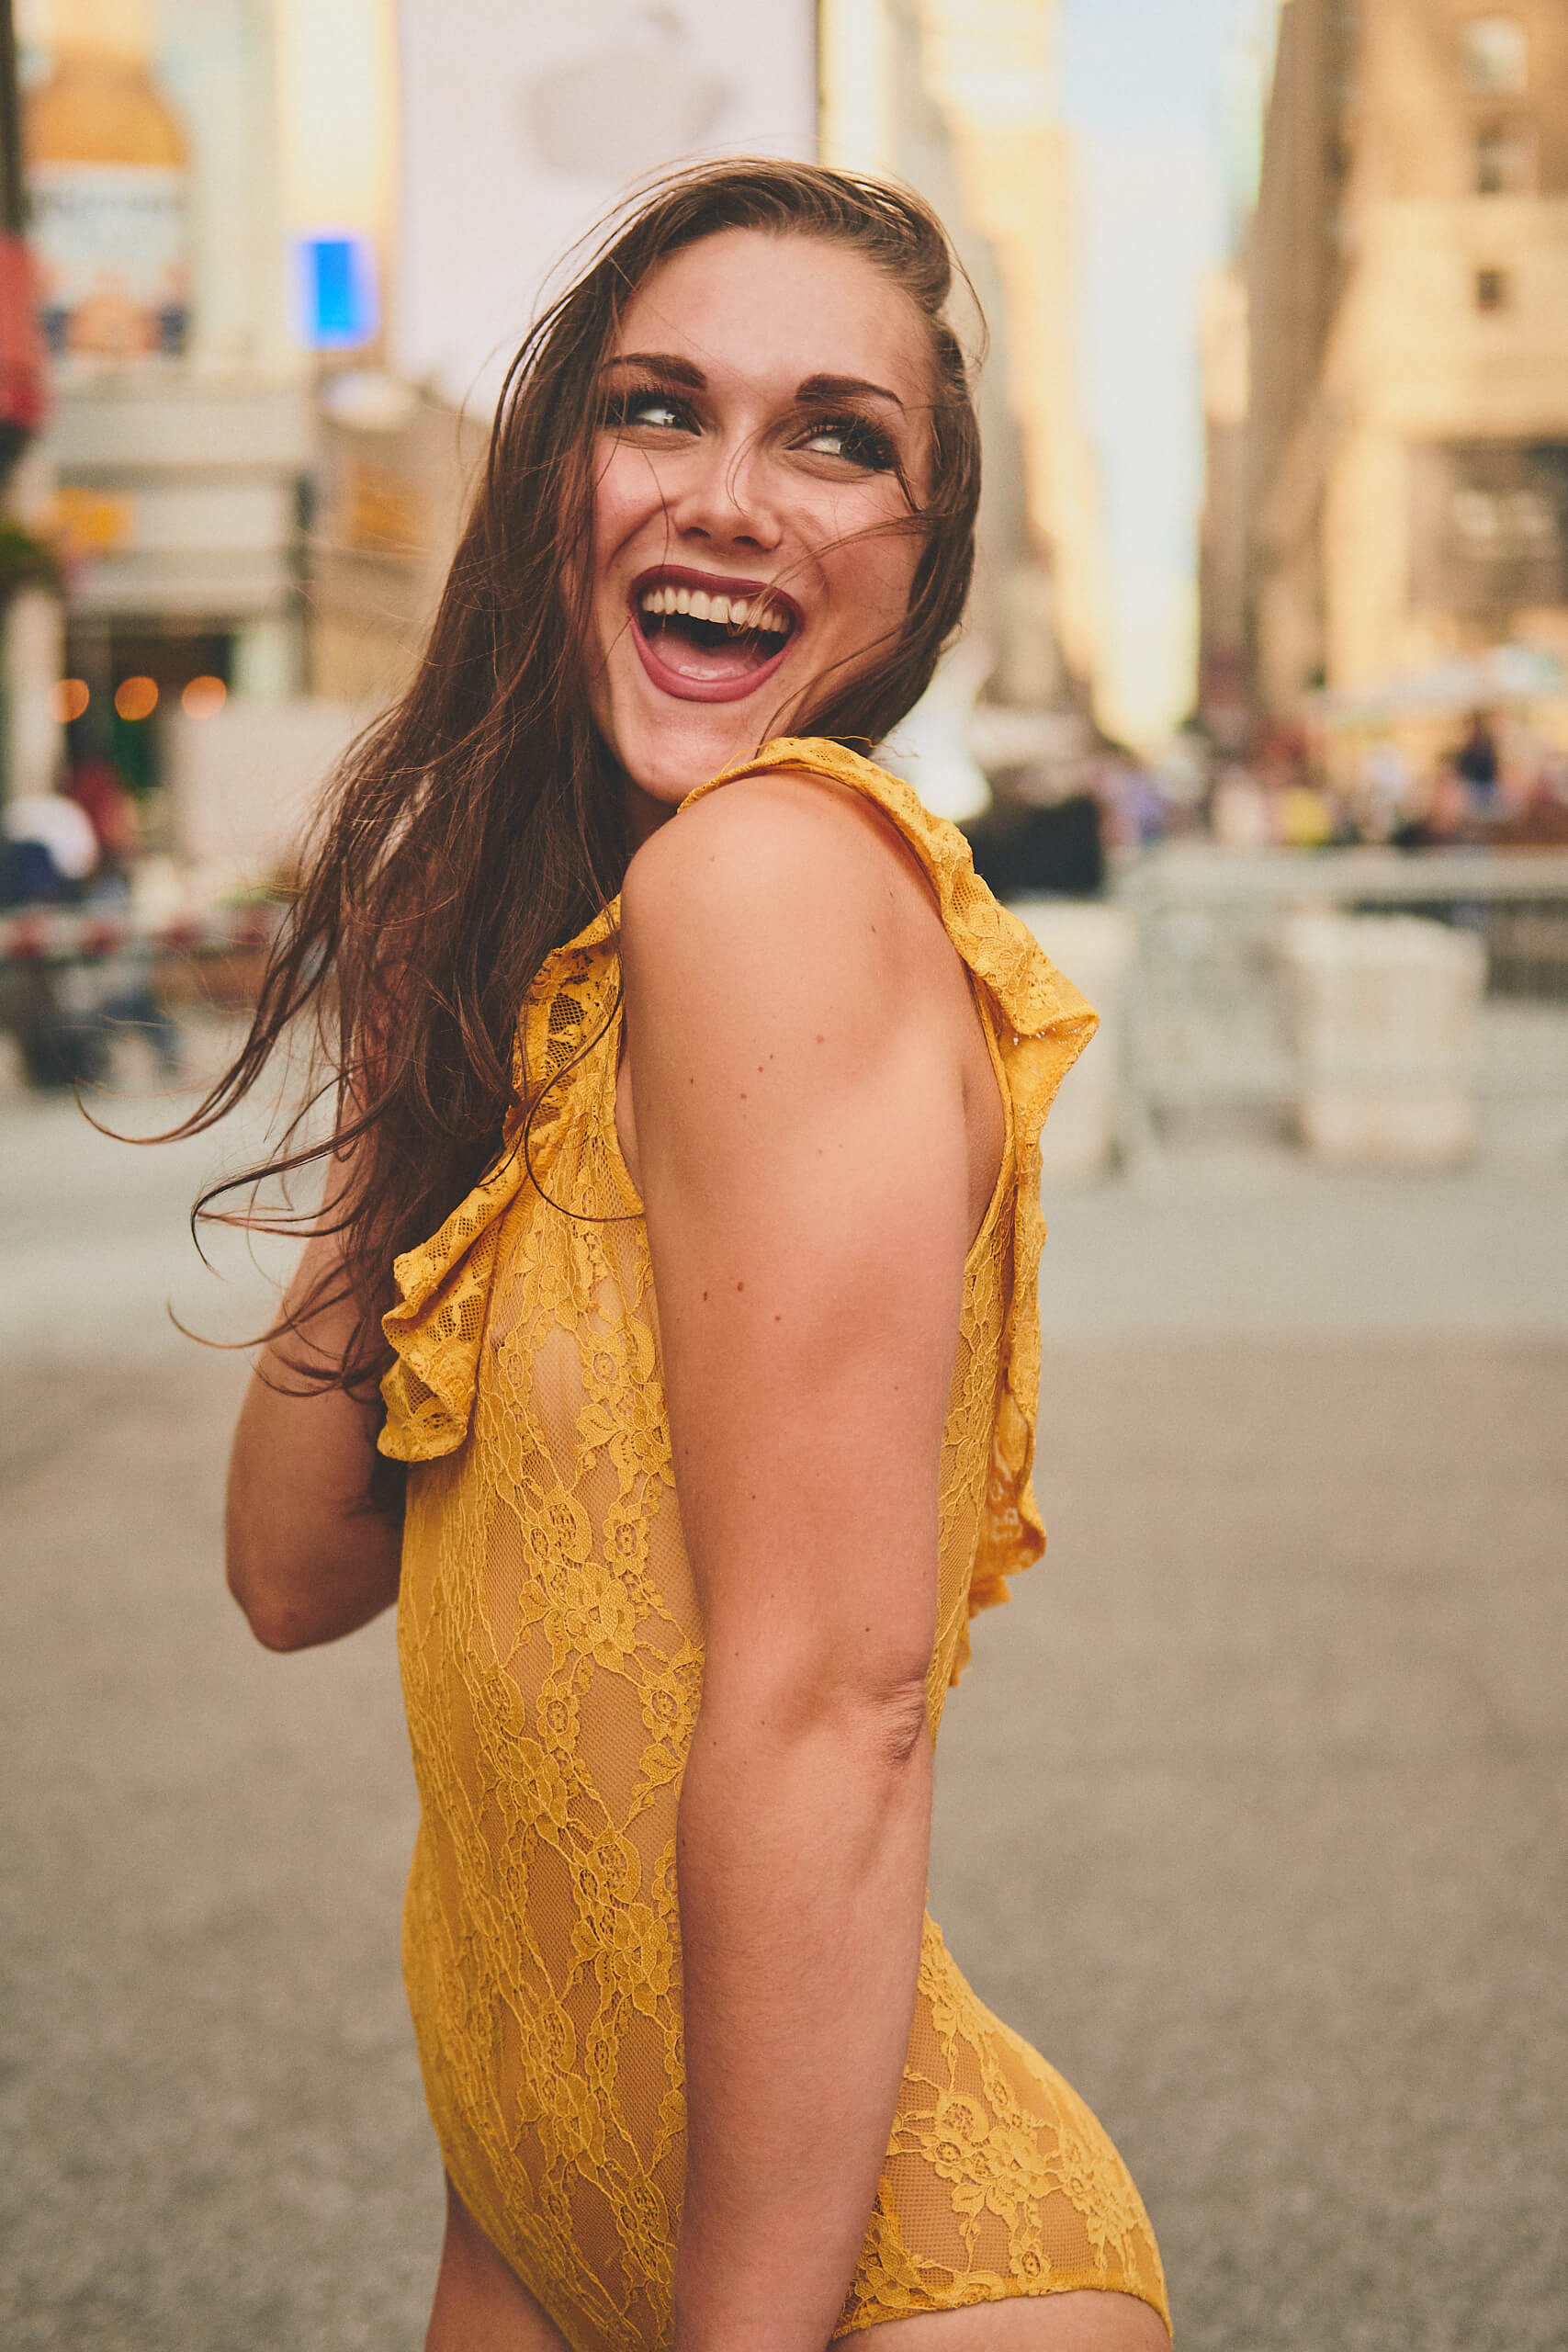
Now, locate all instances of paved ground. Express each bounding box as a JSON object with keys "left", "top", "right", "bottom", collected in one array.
[{"left": 2, "top": 1051, "right": 1565, "bottom": 2350}]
